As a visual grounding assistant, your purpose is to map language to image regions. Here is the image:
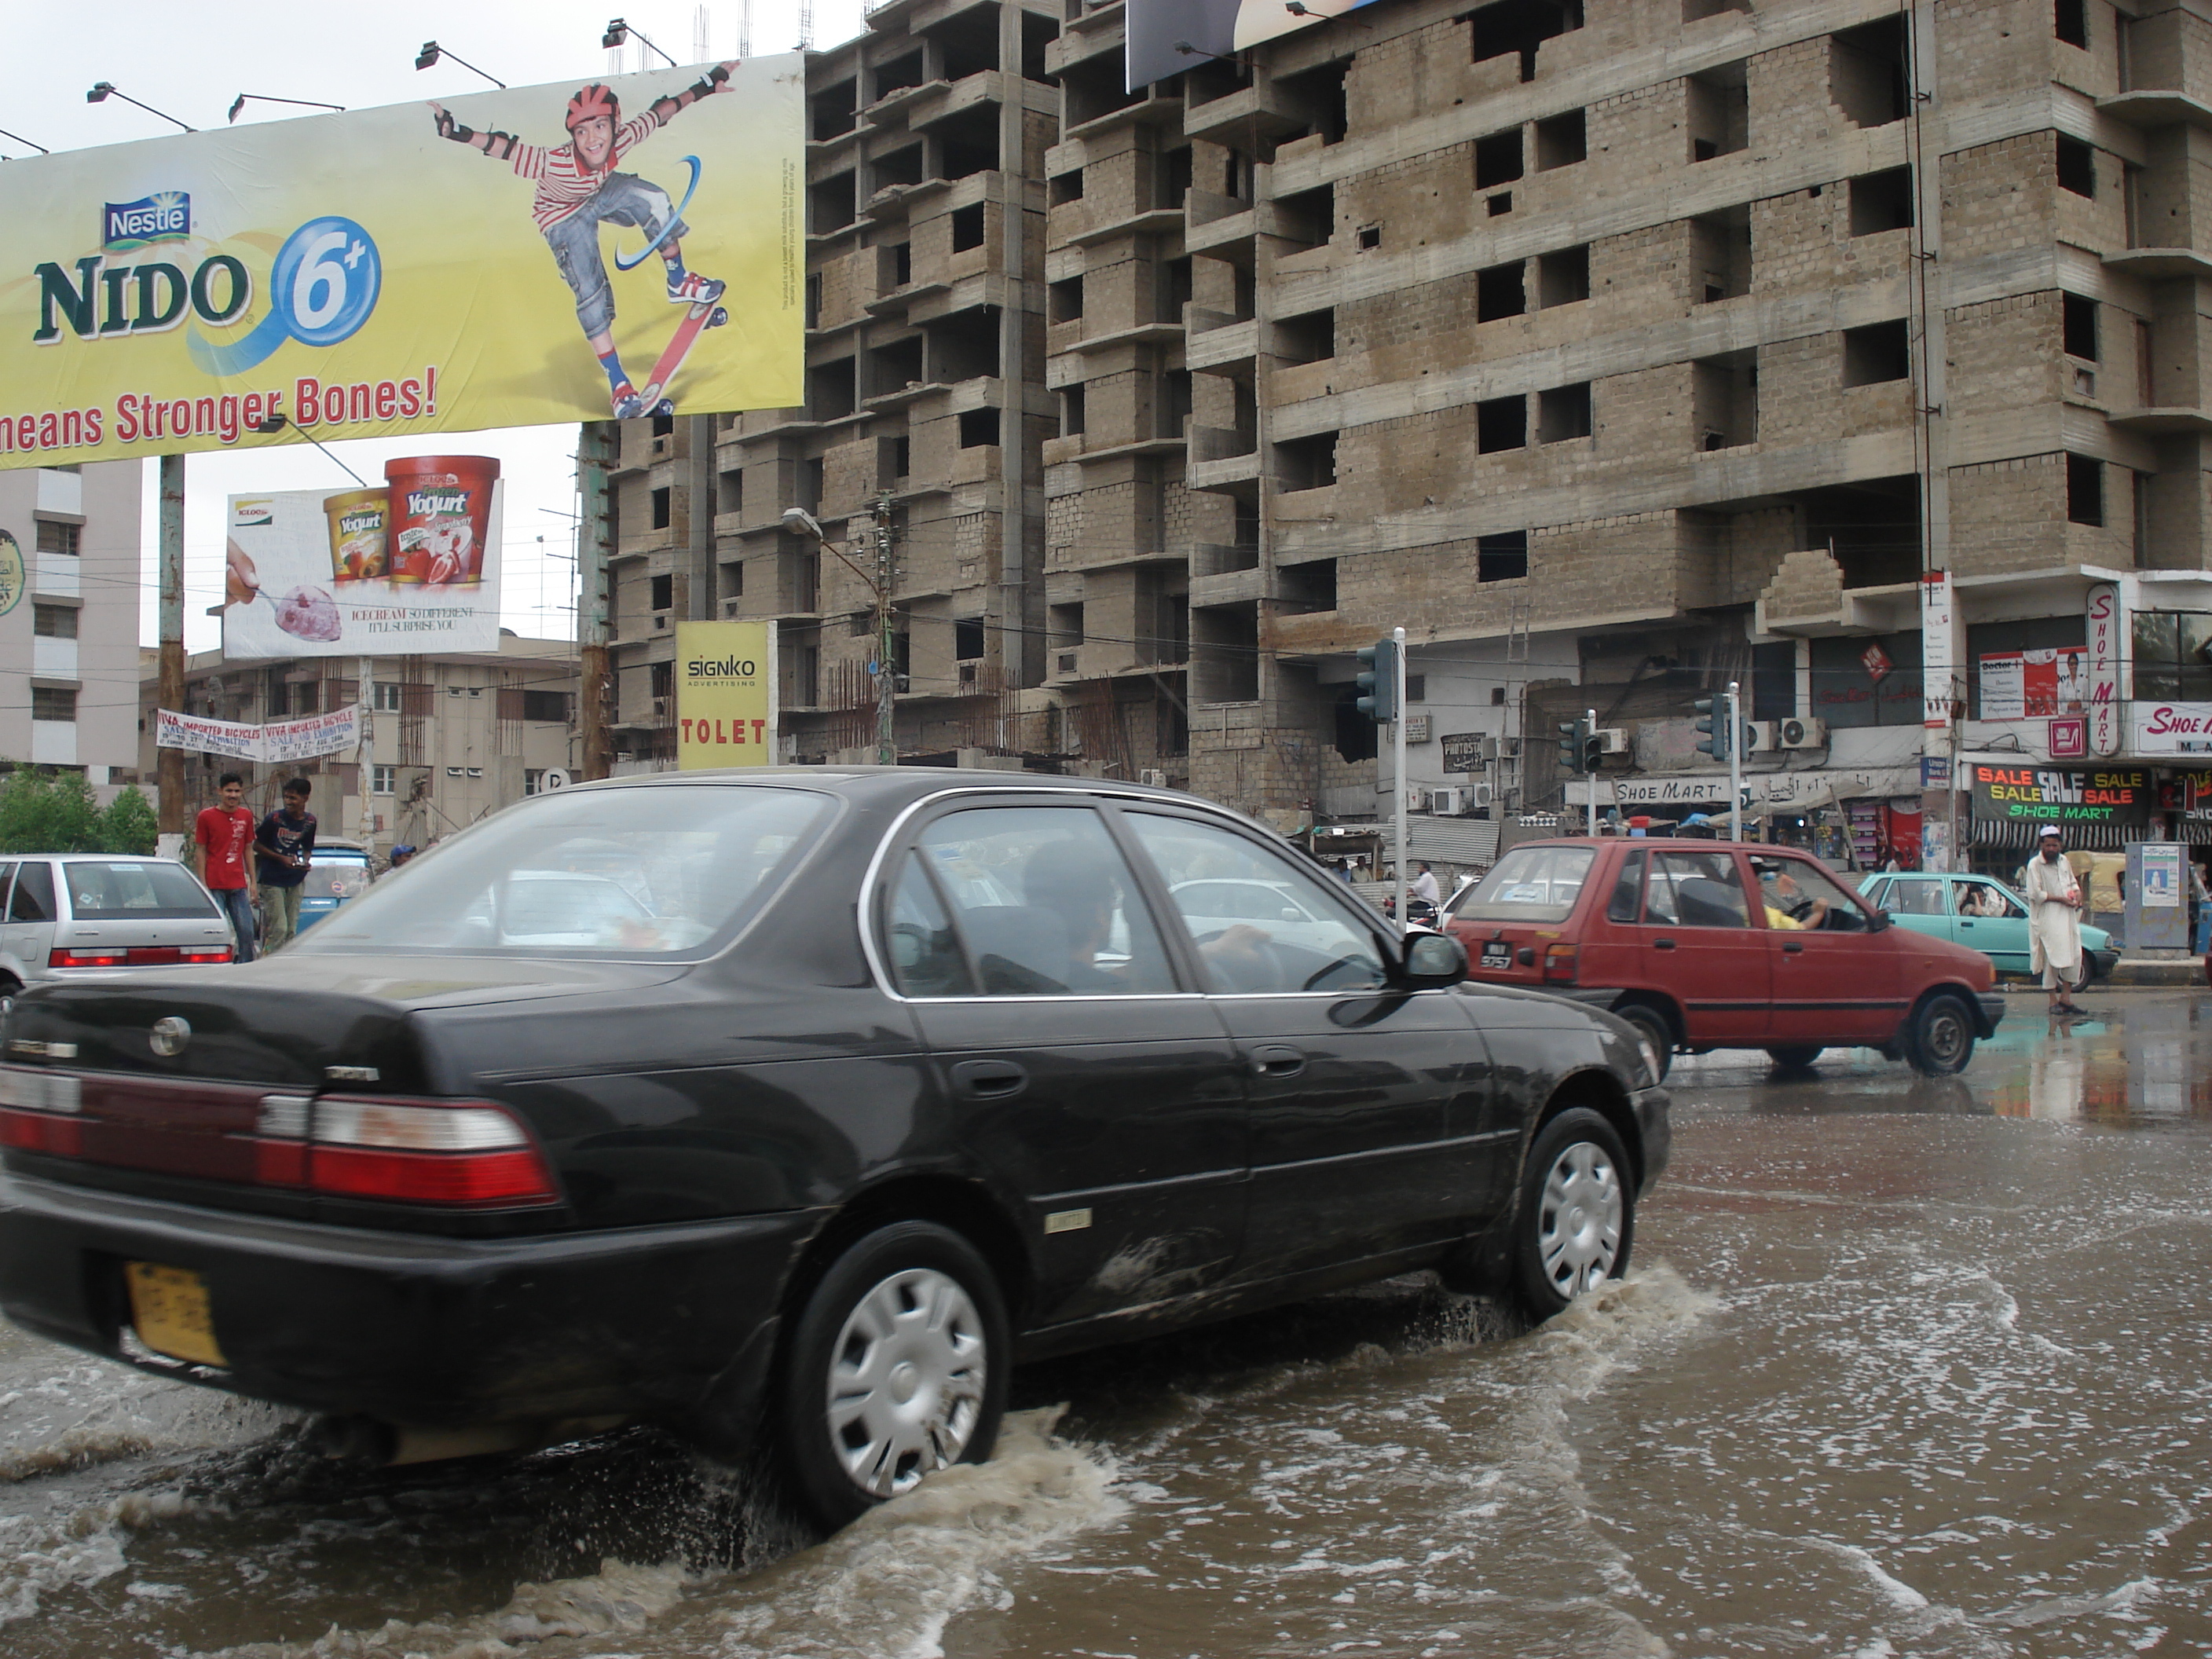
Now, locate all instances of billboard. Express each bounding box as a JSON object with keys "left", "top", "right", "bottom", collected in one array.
[
  {"left": 155, "top": 705, "right": 362, "bottom": 763},
  {"left": 1, "top": 59, "right": 804, "bottom": 468},
  {"left": 222, "top": 461, "right": 503, "bottom": 657},
  {"left": 676, "top": 621, "right": 776, "bottom": 769},
  {"left": 1967, "top": 764, "right": 2151, "bottom": 828},
  {"left": 1126, "top": 0, "right": 1382, "bottom": 90},
  {"left": 1977, "top": 647, "right": 2089, "bottom": 720}
]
